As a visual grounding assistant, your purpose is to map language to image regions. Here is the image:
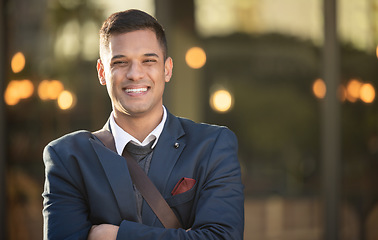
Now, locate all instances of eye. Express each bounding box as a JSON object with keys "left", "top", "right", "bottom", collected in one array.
[
  {"left": 111, "top": 60, "right": 128, "bottom": 67},
  {"left": 114, "top": 61, "right": 127, "bottom": 65},
  {"left": 143, "top": 59, "right": 157, "bottom": 64}
]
